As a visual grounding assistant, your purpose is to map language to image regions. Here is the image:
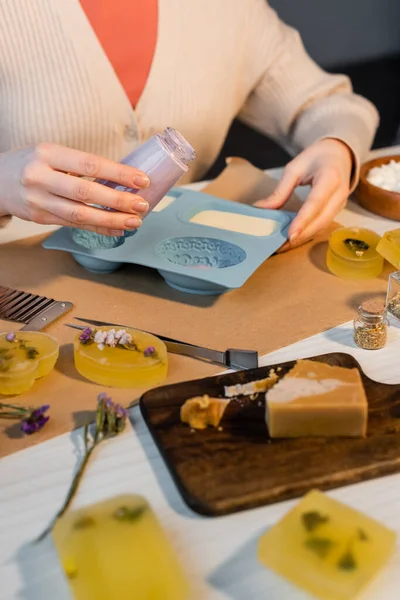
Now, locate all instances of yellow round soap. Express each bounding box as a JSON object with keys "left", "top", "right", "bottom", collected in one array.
[
  {"left": 326, "top": 227, "right": 384, "bottom": 279},
  {"left": 0, "top": 332, "right": 59, "bottom": 395},
  {"left": 74, "top": 327, "right": 168, "bottom": 388}
]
